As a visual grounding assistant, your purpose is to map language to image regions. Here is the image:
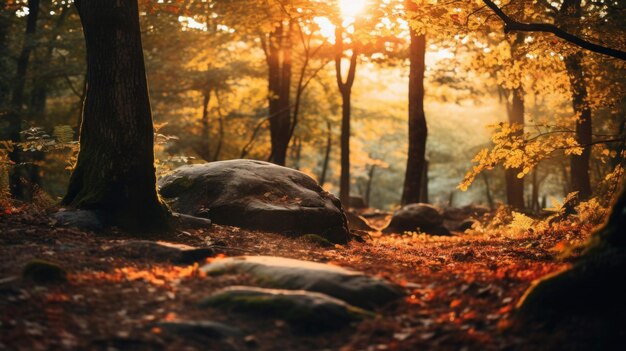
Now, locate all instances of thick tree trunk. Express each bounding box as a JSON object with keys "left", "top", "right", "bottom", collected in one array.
[
  {"left": 518, "top": 180, "right": 626, "bottom": 326},
  {"left": 63, "top": 0, "right": 170, "bottom": 232},
  {"left": 565, "top": 51, "right": 593, "bottom": 200},
  {"left": 267, "top": 22, "right": 293, "bottom": 166},
  {"left": 505, "top": 88, "right": 525, "bottom": 209},
  {"left": 8, "top": 0, "right": 40, "bottom": 201},
  {"left": 401, "top": 8, "right": 428, "bottom": 206},
  {"left": 420, "top": 159, "right": 429, "bottom": 203}
]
